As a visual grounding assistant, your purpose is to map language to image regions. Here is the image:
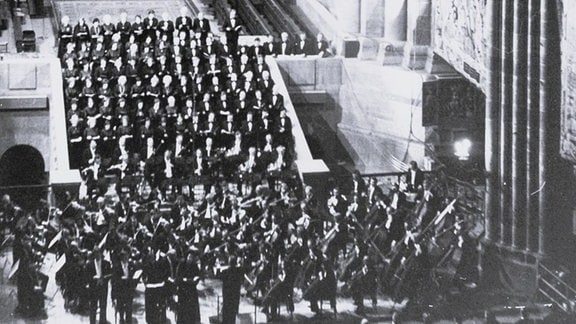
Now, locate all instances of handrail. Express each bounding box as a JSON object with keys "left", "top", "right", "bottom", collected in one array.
[
  {"left": 212, "top": 0, "right": 230, "bottom": 25},
  {"left": 236, "top": 0, "right": 273, "bottom": 35},
  {"left": 275, "top": 0, "right": 314, "bottom": 37},
  {"left": 539, "top": 263, "right": 576, "bottom": 296},
  {"left": 261, "top": 0, "right": 302, "bottom": 36},
  {"left": 183, "top": 0, "right": 201, "bottom": 16}
]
